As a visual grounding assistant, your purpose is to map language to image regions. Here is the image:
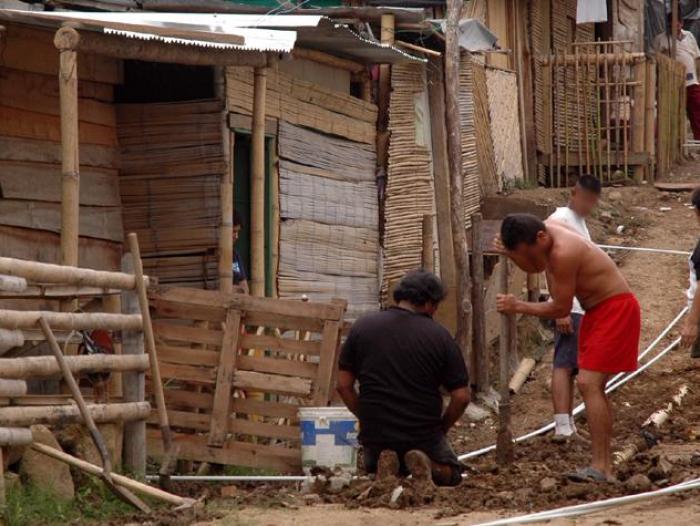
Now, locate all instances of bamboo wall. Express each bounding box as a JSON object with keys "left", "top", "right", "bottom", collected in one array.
[
  {"left": 656, "top": 54, "right": 686, "bottom": 178},
  {"left": 226, "top": 64, "right": 380, "bottom": 319},
  {"left": 0, "top": 23, "right": 123, "bottom": 272}
]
